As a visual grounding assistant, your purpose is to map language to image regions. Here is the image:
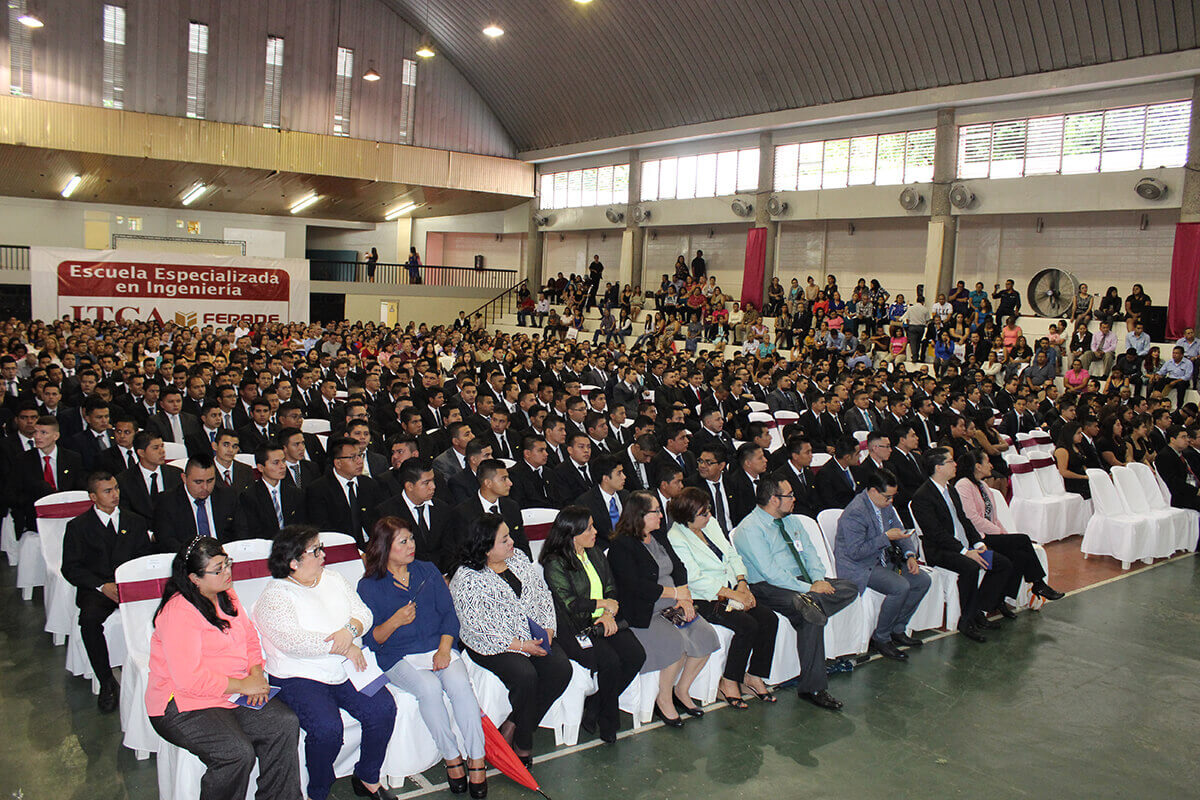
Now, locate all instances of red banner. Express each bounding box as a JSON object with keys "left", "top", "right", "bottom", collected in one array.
[
  {"left": 1168, "top": 222, "right": 1200, "bottom": 339},
  {"left": 740, "top": 227, "right": 767, "bottom": 310},
  {"left": 57, "top": 261, "right": 290, "bottom": 302}
]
